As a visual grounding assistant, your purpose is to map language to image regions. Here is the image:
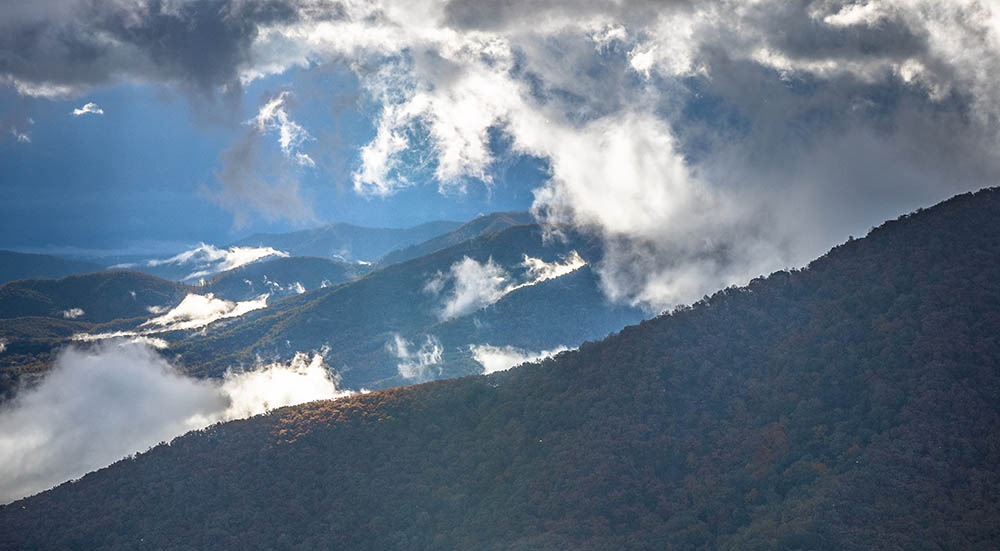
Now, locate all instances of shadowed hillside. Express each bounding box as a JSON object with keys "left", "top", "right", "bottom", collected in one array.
[{"left": 3, "top": 188, "right": 1000, "bottom": 549}]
